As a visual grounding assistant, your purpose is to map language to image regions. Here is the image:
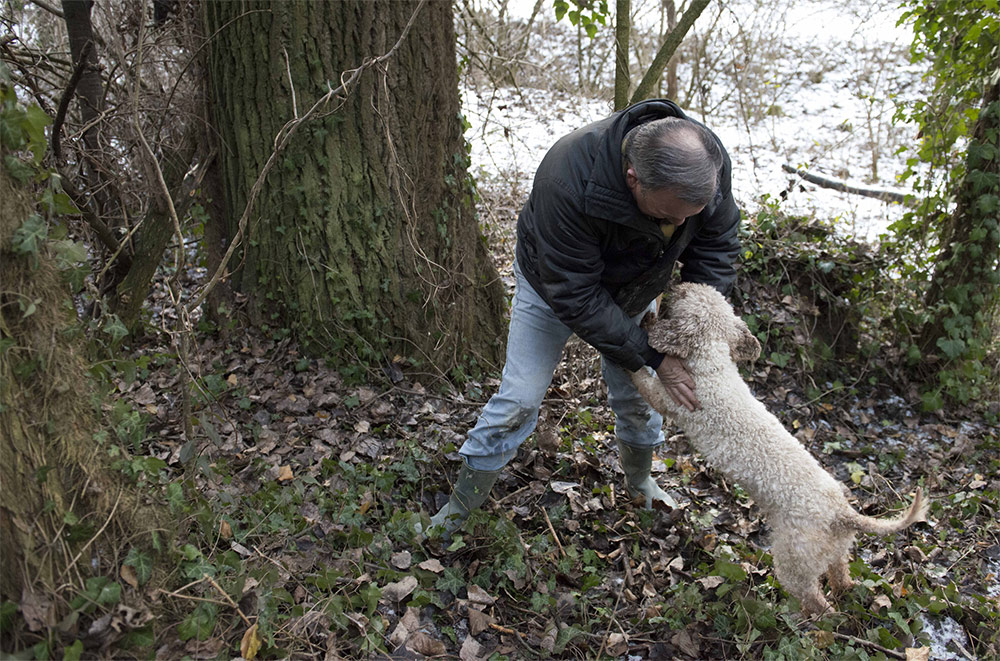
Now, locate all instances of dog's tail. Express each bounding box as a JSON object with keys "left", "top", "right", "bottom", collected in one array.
[{"left": 843, "top": 487, "right": 928, "bottom": 535}]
